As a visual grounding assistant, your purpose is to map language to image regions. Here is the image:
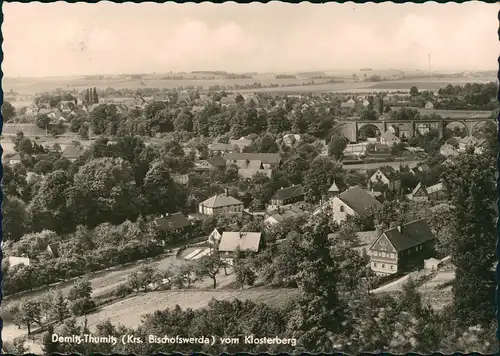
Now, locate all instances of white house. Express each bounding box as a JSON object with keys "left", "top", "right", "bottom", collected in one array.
[
  {"left": 198, "top": 190, "right": 244, "bottom": 216},
  {"left": 315, "top": 186, "right": 382, "bottom": 225},
  {"left": 218, "top": 231, "right": 262, "bottom": 265},
  {"left": 208, "top": 228, "right": 222, "bottom": 246}
]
